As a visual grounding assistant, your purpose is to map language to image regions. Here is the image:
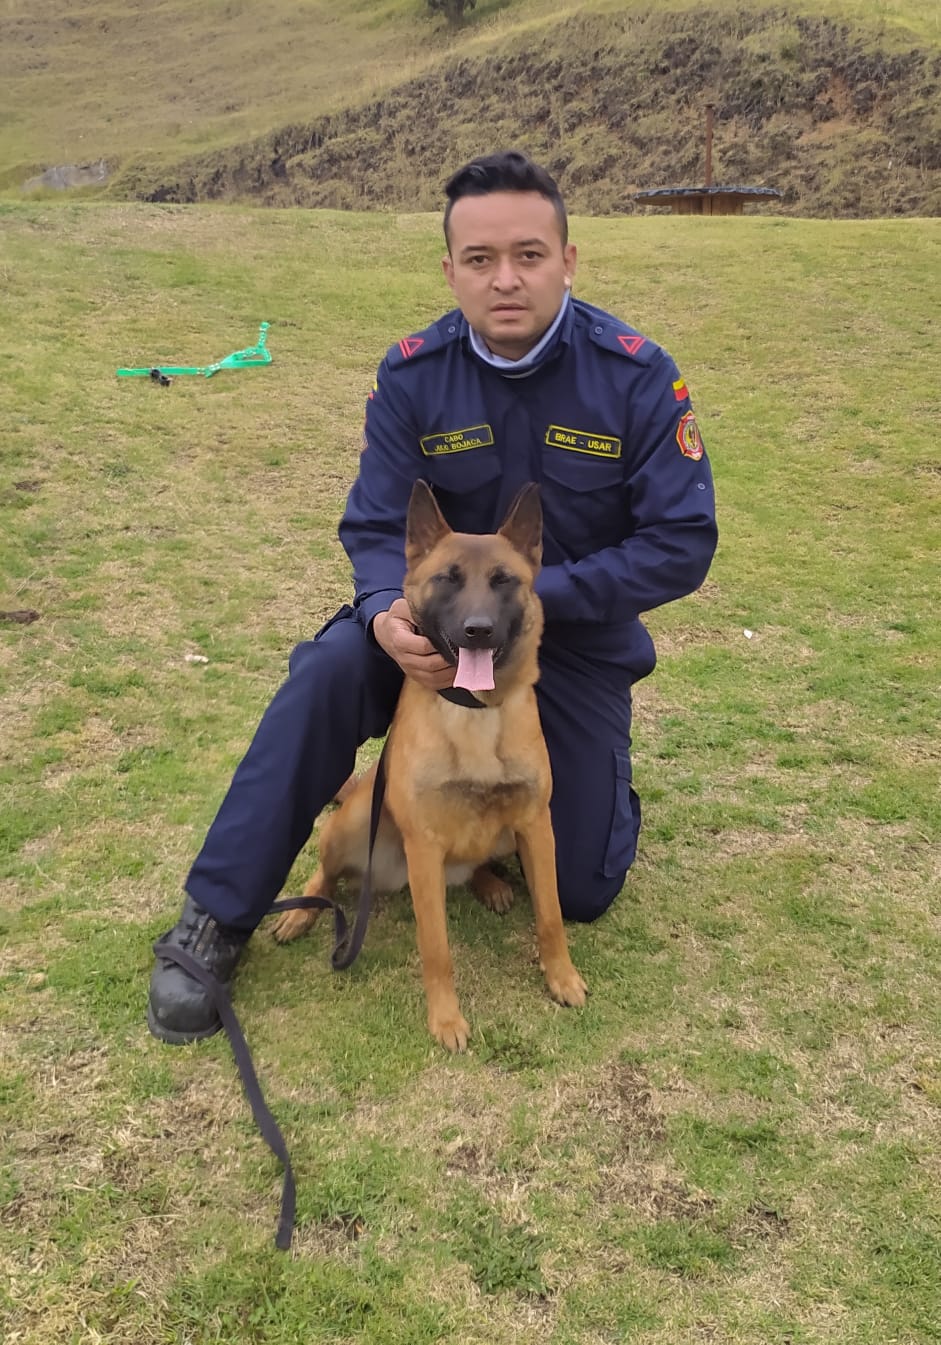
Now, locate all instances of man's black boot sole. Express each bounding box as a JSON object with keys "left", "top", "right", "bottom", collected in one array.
[{"left": 146, "top": 1002, "right": 223, "bottom": 1045}]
